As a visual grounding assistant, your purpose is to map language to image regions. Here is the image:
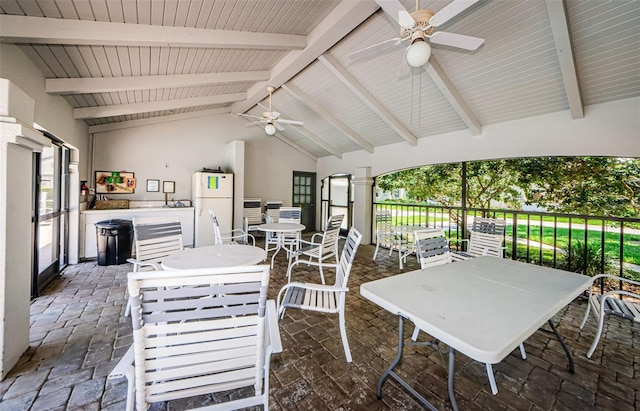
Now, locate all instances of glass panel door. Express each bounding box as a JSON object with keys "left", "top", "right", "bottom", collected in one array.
[{"left": 33, "top": 141, "right": 69, "bottom": 297}]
